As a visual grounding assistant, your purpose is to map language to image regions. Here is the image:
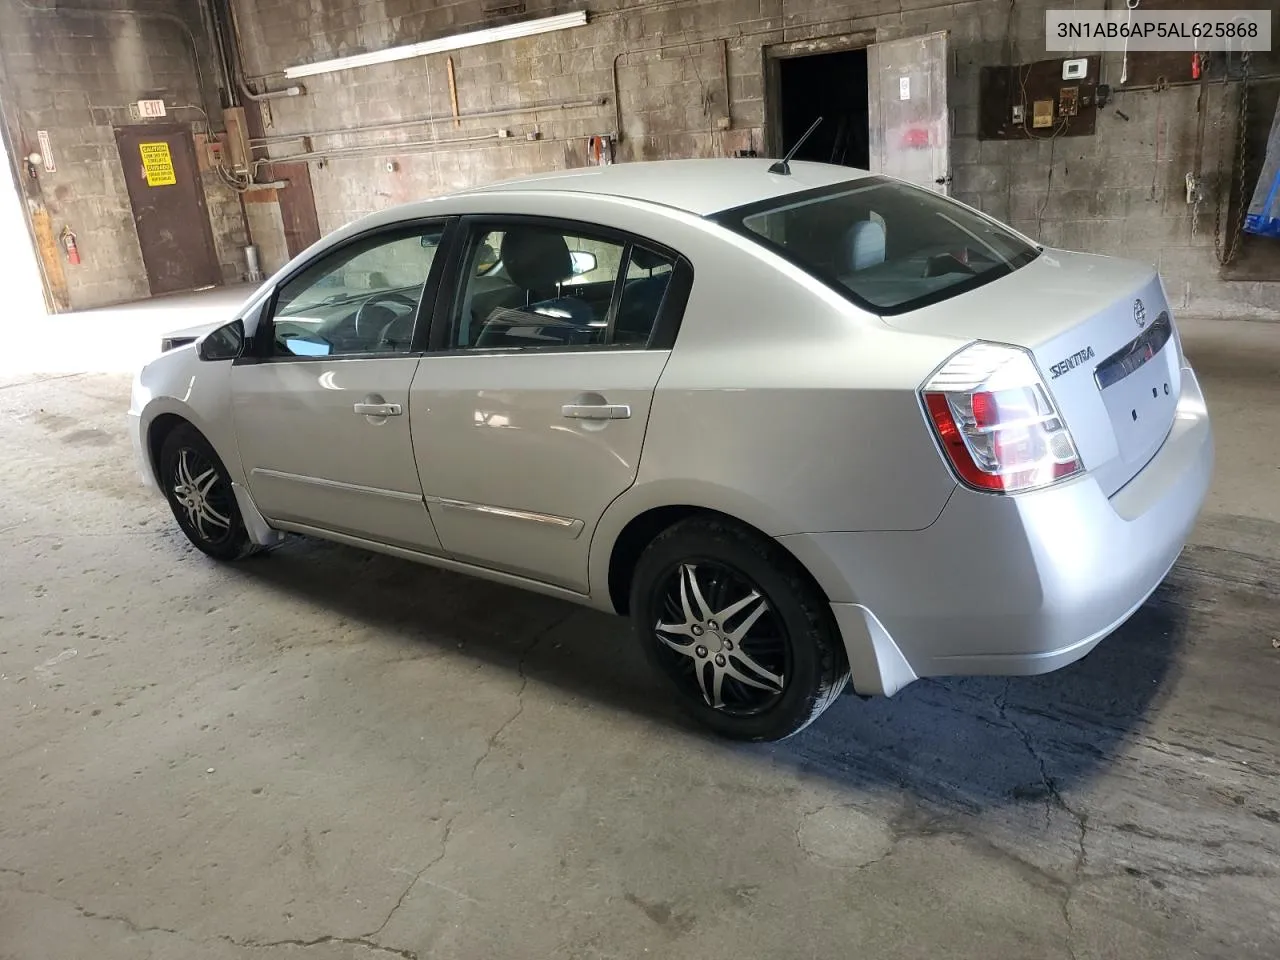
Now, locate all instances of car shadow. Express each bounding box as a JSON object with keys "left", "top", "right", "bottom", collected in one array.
[
  {"left": 233, "top": 534, "right": 1194, "bottom": 816},
  {"left": 770, "top": 581, "right": 1192, "bottom": 813}
]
